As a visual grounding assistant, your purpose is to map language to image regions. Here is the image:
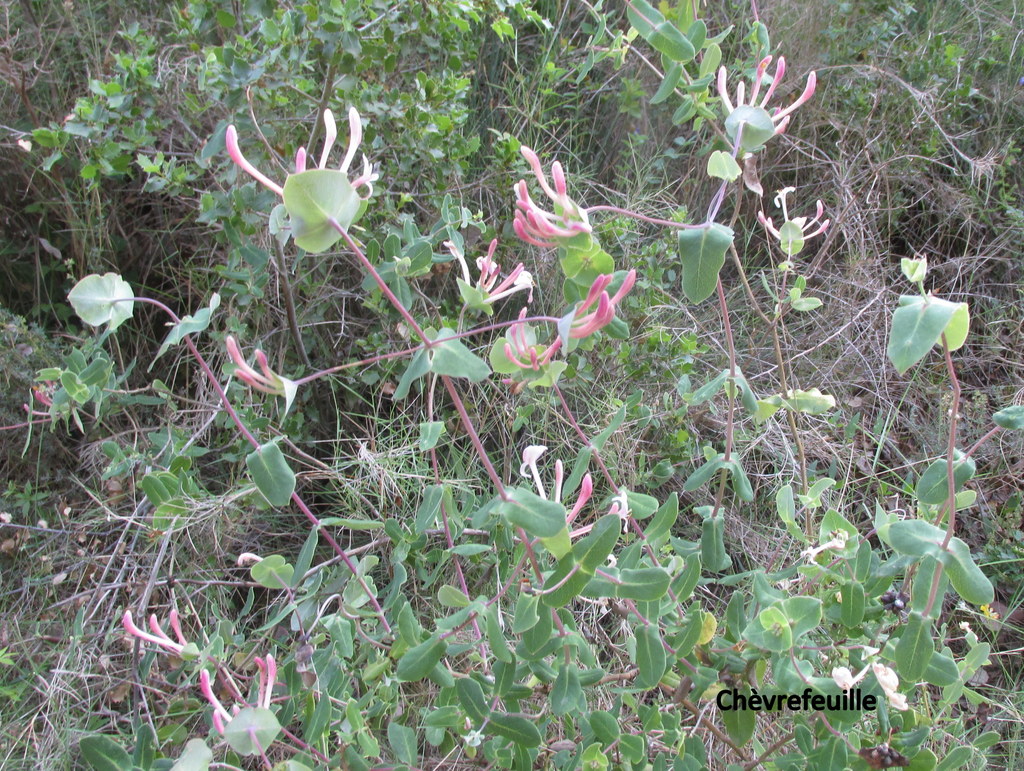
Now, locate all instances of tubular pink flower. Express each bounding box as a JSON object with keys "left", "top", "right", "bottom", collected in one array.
[
  {"left": 294, "top": 146, "right": 307, "bottom": 173},
  {"left": 772, "top": 71, "right": 817, "bottom": 123},
  {"left": 567, "top": 473, "right": 593, "bottom": 523},
  {"left": 537, "top": 336, "right": 561, "bottom": 365},
  {"left": 571, "top": 293, "right": 612, "bottom": 339},
  {"left": 255, "top": 655, "right": 277, "bottom": 709},
  {"left": 123, "top": 610, "right": 186, "bottom": 656},
  {"left": 608, "top": 269, "right": 637, "bottom": 305},
  {"left": 225, "top": 125, "right": 284, "bottom": 196},
  {"left": 504, "top": 342, "right": 534, "bottom": 370},
  {"left": 520, "top": 146, "right": 559, "bottom": 202},
  {"left": 226, "top": 336, "right": 285, "bottom": 396},
  {"left": 717, "top": 66, "right": 734, "bottom": 113},
  {"left": 199, "top": 669, "right": 233, "bottom": 733},
  {"left": 554, "top": 460, "right": 564, "bottom": 505}
]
